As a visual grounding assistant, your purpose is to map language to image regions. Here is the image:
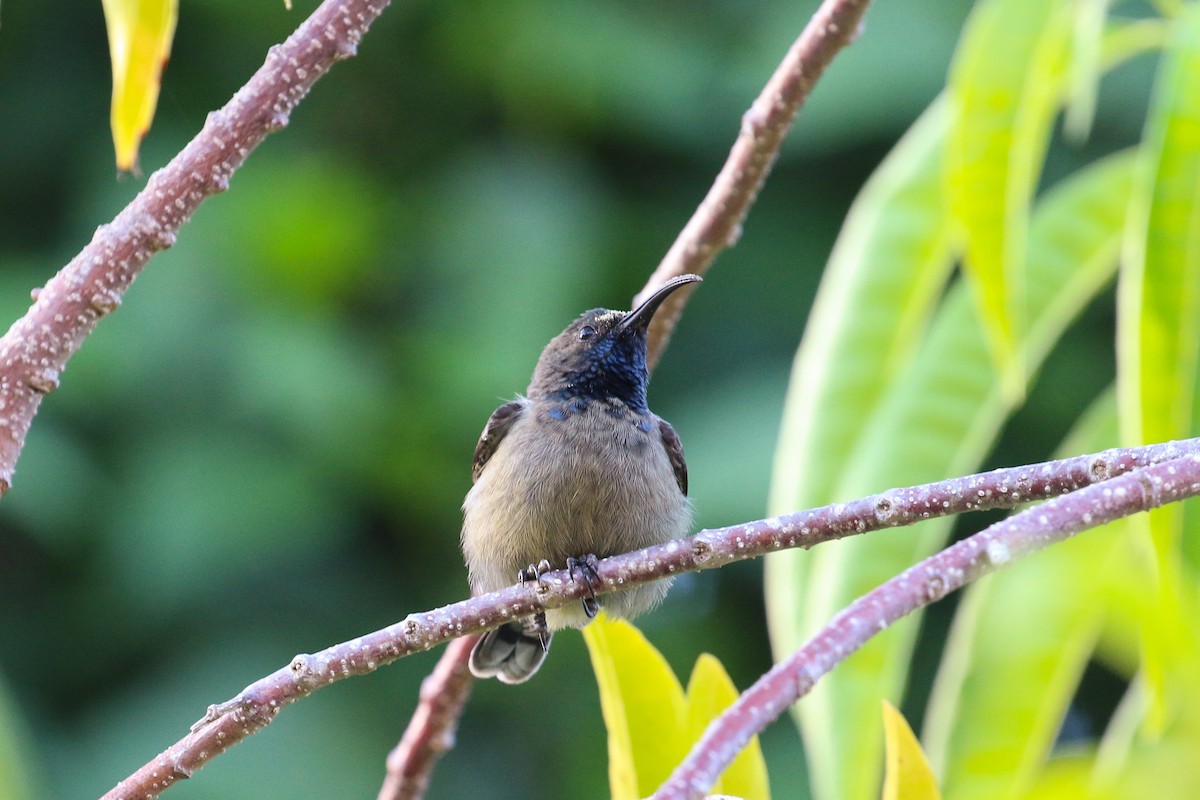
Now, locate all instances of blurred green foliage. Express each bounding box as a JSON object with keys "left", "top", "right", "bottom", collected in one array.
[
  {"left": 0, "top": 1, "right": 1159, "bottom": 798},
  {"left": 767, "top": 2, "right": 1200, "bottom": 800}
]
